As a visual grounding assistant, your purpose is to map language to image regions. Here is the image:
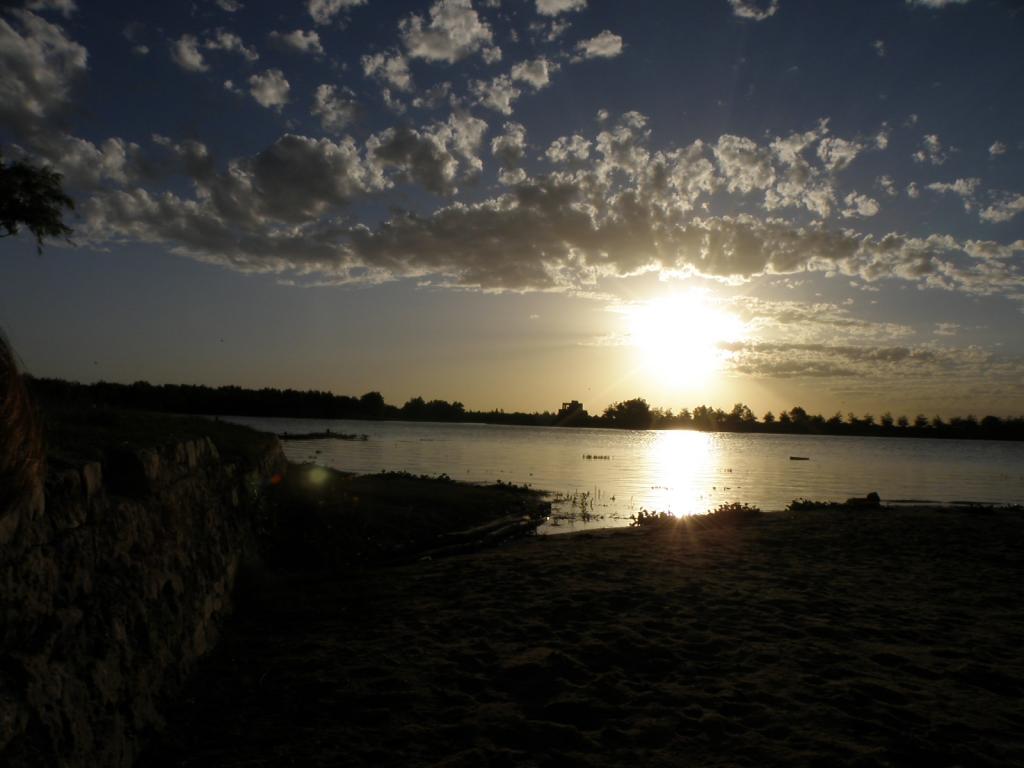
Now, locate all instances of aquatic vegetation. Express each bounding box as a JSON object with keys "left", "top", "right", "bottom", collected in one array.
[{"left": 631, "top": 501, "right": 762, "bottom": 527}]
